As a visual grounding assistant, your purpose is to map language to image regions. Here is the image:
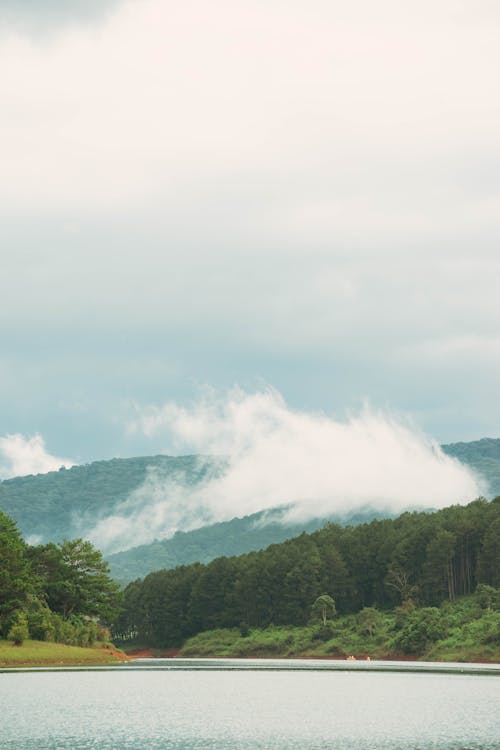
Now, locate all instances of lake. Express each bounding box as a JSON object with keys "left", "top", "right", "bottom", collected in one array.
[{"left": 1, "top": 659, "right": 499, "bottom": 749}]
